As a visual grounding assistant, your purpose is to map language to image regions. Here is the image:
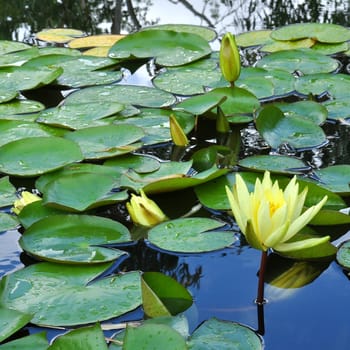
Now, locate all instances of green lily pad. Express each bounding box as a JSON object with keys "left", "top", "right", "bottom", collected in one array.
[
  {"left": 187, "top": 318, "right": 263, "bottom": 349},
  {"left": 0, "top": 40, "right": 32, "bottom": 55},
  {"left": 115, "top": 108, "right": 195, "bottom": 145},
  {"left": 256, "top": 49, "right": 339, "bottom": 74},
  {"left": 0, "top": 213, "right": 19, "bottom": 232},
  {"left": 0, "top": 99, "right": 45, "bottom": 116},
  {"left": 0, "top": 65, "right": 63, "bottom": 103},
  {"left": 36, "top": 101, "right": 125, "bottom": 130},
  {"left": 336, "top": 240, "right": 350, "bottom": 270},
  {"left": 0, "top": 332, "right": 48, "bottom": 350},
  {"left": 0, "top": 262, "right": 141, "bottom": 326},
  {"left": 261, "top": 38, "right": 315, "bottom": 52},
  {"left": 273, "top": 100, "right": 328, "bottom": 125},
  {"left": 238, "top": 155, "right": 310, "bottom": 174},
  {"left": 0, "top": 176, "right": 17, "bottom": 208},
  {"left": 142, "top": 24, "right": 216, "bottom": 41},
  {"left": 147, "top": 217, "right": 235, "bottom": 253},
  {"left": 0, "top": 136, "right": 83, "bottom": 176},
  {"left": 63, "top": 124, "right": 144, "bottom": 160},
  {"left": 0, "top": 307, "right": 32, "bottom": 342},
  {"left": 313, "top": 165, "right": 350, "bottom": 195},
  {"left": 271, "top": 23, "right": 350, "bottom": 43},
  {"left": 311, "top": 41, "right": 348, "bottom": 55},
  {"left": 122, "top": 323, "right": 187, "bottom": 350},
  {"left": 49, "top": 323, "right": 108, "bottom": 350},
  {"left": 256, "top": 105, "right": 327, "bottom": 150},
  {"left": 0, "top": 48, "right": 40, "bottom": 67},
  {"left": 322, "top": 99, "right": 350, "bottom": 121},
  {"left": 19, "top": 214, "right": 130, "bottom": 263},
  {"left": 175, "top": 86, "right": 259, "bottom": 116},
  {"left": 310, "top": 209, "right": 350, "bottom": 226},
  {"left": 65, "top": 84, "right": 176, "bottom": 108},
  {"left": 236, "top": 30, "right": 273, "bottom": 47},
  {"left": 142, "top": 272, "right": 192, "bottom": 317},
  {"left": 41, "top": 172, "right": 127, "bottom": 212},
  {"left": 109, "top": 29, "right": 211, "bottom": 67},
  {"left": 295, "top": 73, "right": 350, "bottom": 99}
]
